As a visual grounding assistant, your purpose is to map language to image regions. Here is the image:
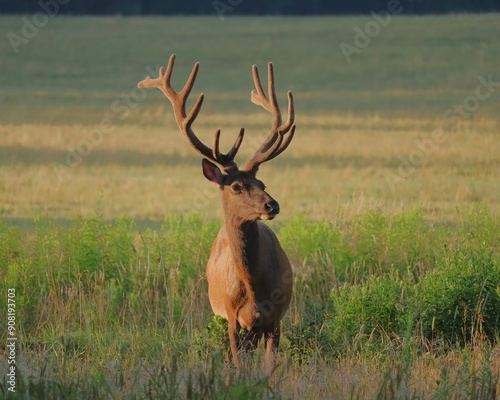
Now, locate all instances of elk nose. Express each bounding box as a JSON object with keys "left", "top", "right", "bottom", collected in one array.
[{"left": 265, "top": 200, "right": 280, "bottom": 215}]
